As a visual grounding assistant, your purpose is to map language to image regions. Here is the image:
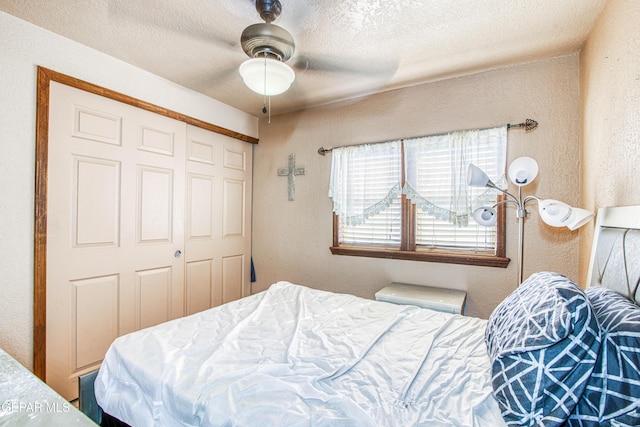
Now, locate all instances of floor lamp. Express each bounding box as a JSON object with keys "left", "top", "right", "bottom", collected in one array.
[{"left": 467, "top": 157, "right": 594, "bottom": 285}]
